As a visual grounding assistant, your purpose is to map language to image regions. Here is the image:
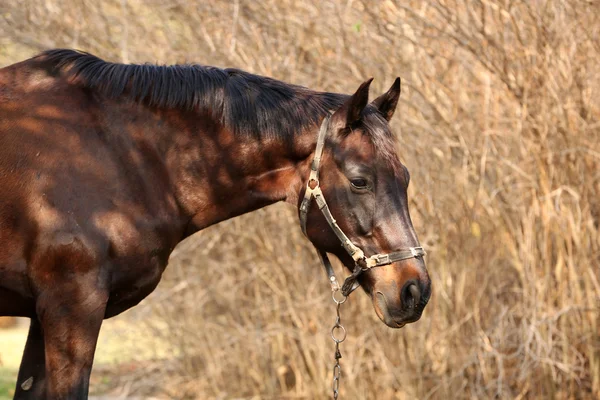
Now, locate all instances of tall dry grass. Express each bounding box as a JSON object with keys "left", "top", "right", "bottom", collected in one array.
[{"left": 1, "top": 0, "right": 599, "bottom": 398}]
